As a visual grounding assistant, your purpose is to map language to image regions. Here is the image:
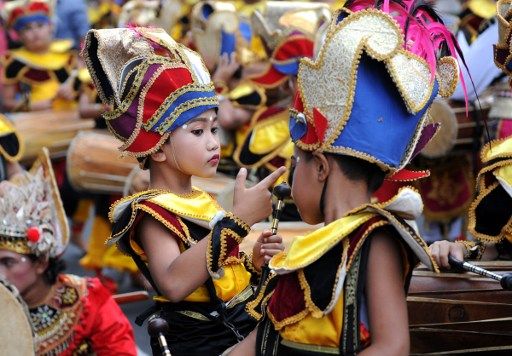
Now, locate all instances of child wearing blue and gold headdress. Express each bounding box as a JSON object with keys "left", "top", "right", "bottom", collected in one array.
[
  {"left": 229, "top": 0, "right": 466, "bottom": 353},
  {"left": 82, "top": 26, "right": 287, "bottom": 354}
]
